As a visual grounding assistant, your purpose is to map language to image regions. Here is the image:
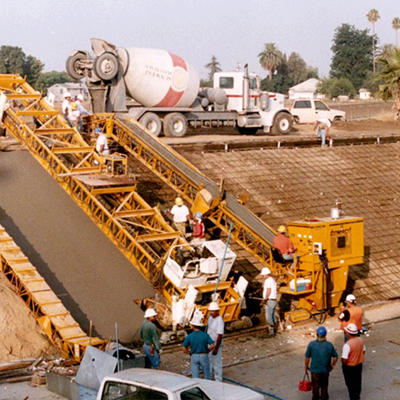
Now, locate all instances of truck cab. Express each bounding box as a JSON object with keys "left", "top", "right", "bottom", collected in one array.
[
  {"left": 214, "top": 71, "right": 260, "bottom": 112},
  {"left": 291, "top": 99, "right": 346, "bottom": 124}
]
